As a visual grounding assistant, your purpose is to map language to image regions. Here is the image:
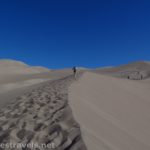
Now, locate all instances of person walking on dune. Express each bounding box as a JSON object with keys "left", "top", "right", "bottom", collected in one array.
[{"left": 72, "top": 66, "right": 77, "bottom": 79}]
